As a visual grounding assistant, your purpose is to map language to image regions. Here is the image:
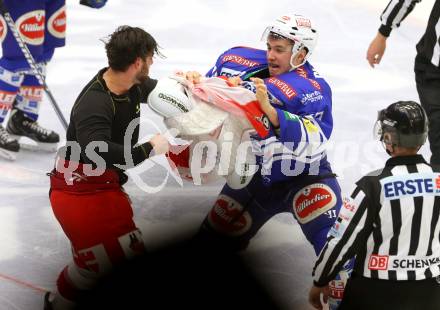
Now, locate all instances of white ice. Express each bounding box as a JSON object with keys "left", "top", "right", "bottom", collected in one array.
[{"left": 0, "top": 0, "right": 434, "bottom": 309}]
